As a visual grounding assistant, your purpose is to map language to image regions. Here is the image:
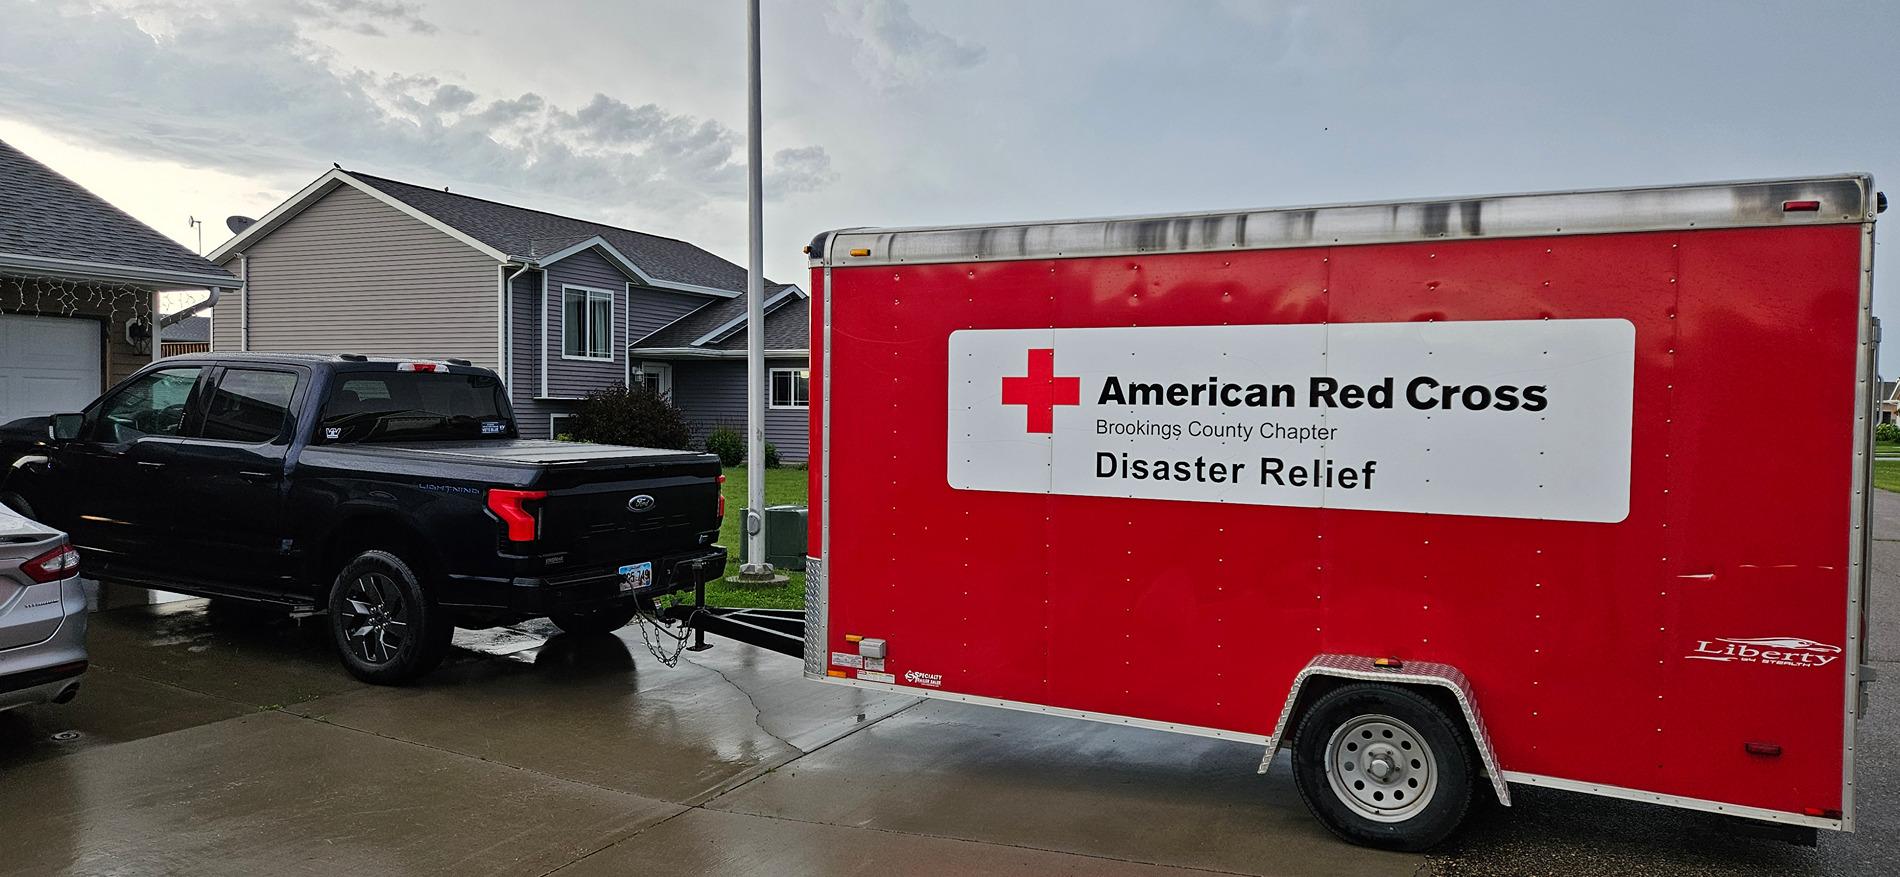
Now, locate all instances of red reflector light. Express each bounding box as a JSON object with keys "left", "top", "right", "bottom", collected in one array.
[
  {"left": 1802, "top": 806, "right": 1843, "bottom": 819},
  {"left": 1744, "top": 741, "right": 1782, "bottom": 757},
  {"left": 486, "top": 489, "right": 547, "bottom": 542},
  {"left": 21, "top": 542, "right": 80, "bottom": 583},
  {"left": 1782, "top": 200, "right": 1821, "bottom": 212},
  {"left": 397, "top": 362, "right": 439, "bottom": 372},
  {"left": 716, "top": 474, "right": 726, "bottom": 518}
]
